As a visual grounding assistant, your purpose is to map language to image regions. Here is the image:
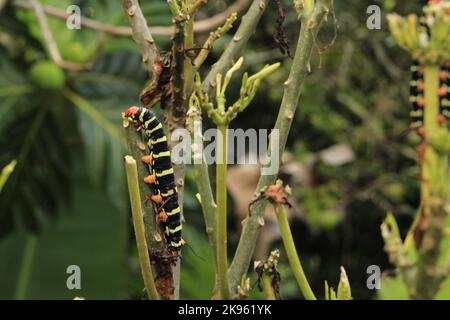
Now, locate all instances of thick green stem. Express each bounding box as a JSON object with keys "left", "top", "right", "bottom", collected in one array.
[
  {"left": 188, "top": 110, "right": 217, "bottom": 266},
  {"left": 413, "top": 65, "right": 450, "bottom": 300},
  {"left": 125, "top": 156, "right": 160, "bottom": 300},
  {"left": 216, "top": 124, "right": 231, "bottom": 299},
  {"left": 421, "top": 66, "right": 441, "bottom": 205},
  {"left": 276, "top": 205, "right": 316, "bottom": 300},
  {"left": 228, "top": 1, "right": 329, "bottom": 294},
  {"left": 262, "top": 275, "right": 276, "bottom": 300},
  {"left": 14, "top": 235, "right": 37, "bottom": 300}
]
